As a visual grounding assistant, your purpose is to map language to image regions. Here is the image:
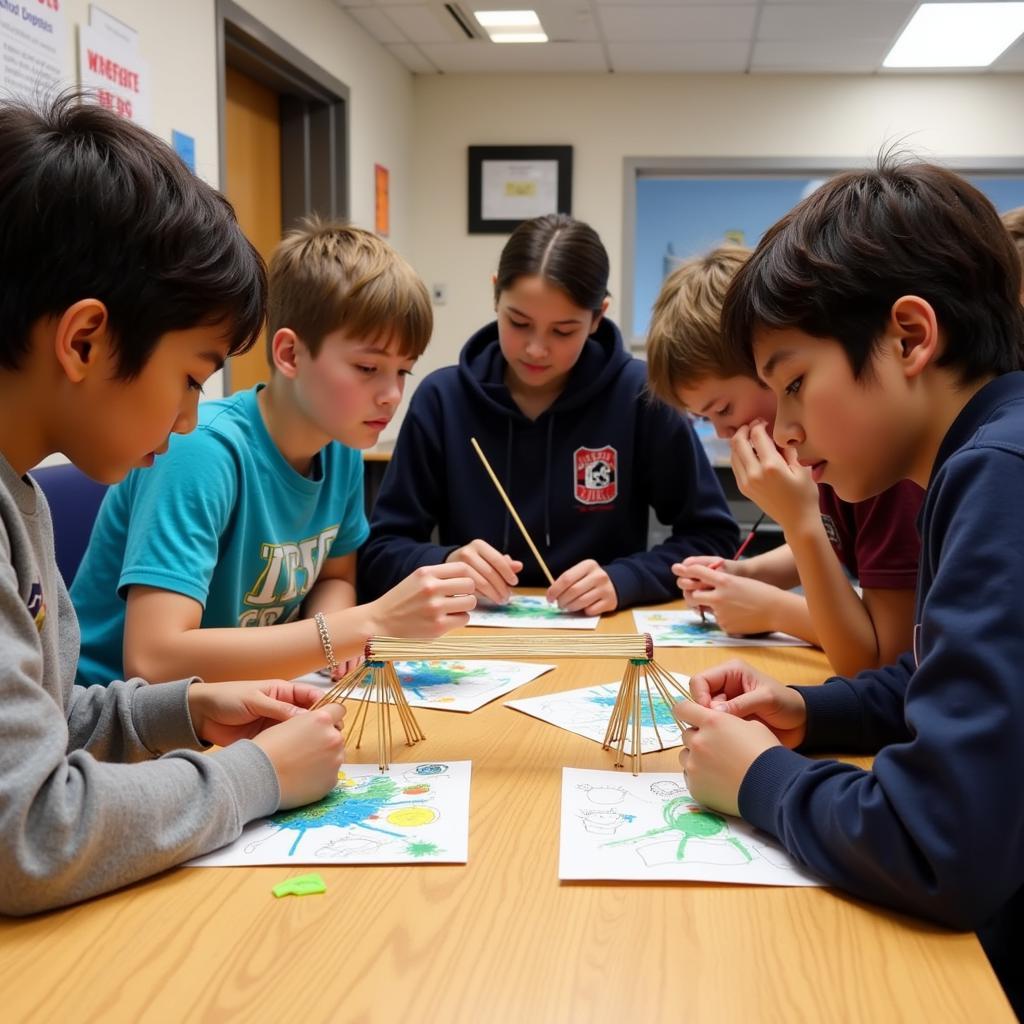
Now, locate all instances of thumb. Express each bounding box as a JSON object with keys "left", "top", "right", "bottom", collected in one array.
[
  {"left": 317, "top": 702, "right": 346, "bottom": 727},
  {"left": 250, "top": 693, "right": 306, "bottom": 723},
  {"left": 672, "top": 699, "right": 712, "bottom": 728},
  {"left": 782, "top": 445, "right": 803, "bottom": 471},
  {"left": 718, "top": 689, "right": 767, "bottom": 719}
]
